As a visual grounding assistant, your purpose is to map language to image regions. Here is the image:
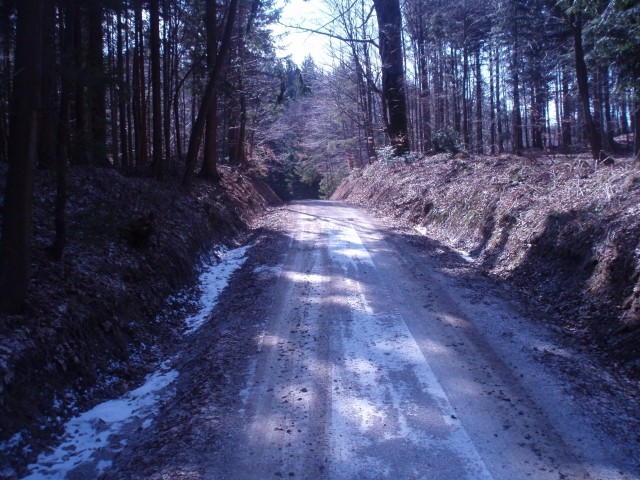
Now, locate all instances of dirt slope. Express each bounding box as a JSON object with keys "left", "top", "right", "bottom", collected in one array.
[
  {"left": 0, "top": 163, "right": 281, "bottom": 473},
  {"left": 332, "top": 153, "right": 640, "bottom": 375}
]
